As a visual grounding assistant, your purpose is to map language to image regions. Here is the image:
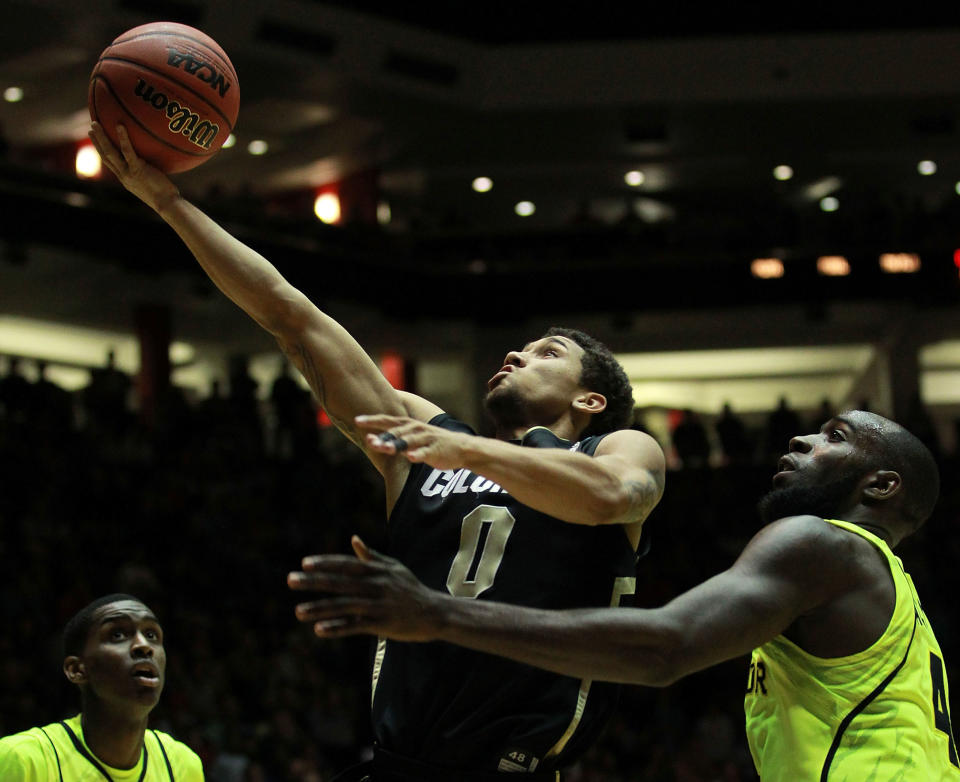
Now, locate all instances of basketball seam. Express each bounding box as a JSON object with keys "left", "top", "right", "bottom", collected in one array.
[
  {"left": 91, "top": 74, "right": 210, "bottom": 160},
  {"left": 94, "top": 55, "right": 236, "bottom": 130},
  {"left": 108, "top": 32, "right": 240, "bottom": 83}
]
